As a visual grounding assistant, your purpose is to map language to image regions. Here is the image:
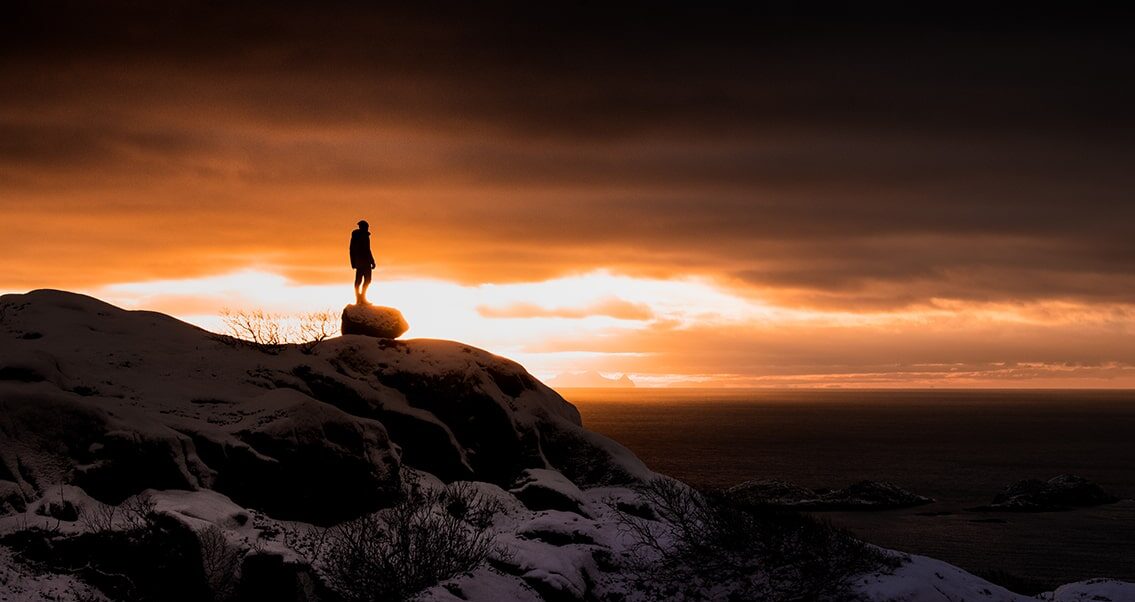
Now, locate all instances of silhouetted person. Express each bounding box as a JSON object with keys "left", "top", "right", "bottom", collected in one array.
[{"left": 350, "top": 220, "right": 376, "bottom": 304}]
